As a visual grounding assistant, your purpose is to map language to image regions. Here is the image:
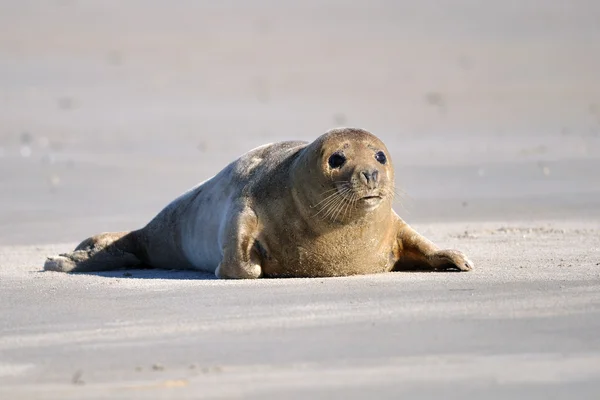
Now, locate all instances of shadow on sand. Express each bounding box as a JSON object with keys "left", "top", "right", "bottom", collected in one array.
[
  {"left": 62, "top": 268, "right": 461, "bottom": 281},
  {"left": 70, "top": 268, "right": 217, "bottom": 280}
]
